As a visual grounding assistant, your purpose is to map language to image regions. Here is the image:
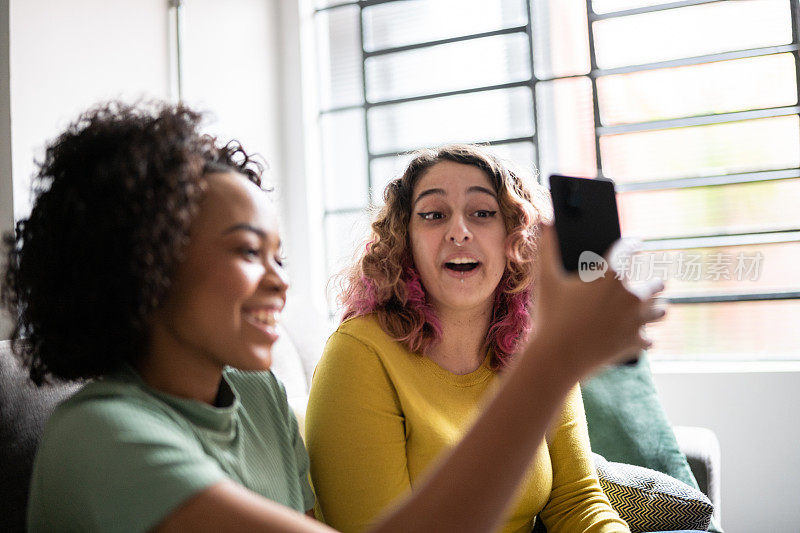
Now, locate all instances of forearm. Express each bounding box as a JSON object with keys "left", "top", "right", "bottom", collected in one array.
[
  {"left": 369, "top": 333, "right": 580, "bottom": 533},
  {"left": 154, "top": 480, "right": 336, "bottom": 533}
]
